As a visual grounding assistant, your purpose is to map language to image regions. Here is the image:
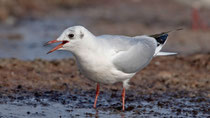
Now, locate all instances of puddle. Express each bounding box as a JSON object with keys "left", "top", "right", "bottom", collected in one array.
[{"left": 0, "top": 90, "right": 209, "bottom": 118}]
